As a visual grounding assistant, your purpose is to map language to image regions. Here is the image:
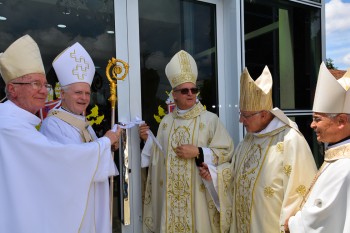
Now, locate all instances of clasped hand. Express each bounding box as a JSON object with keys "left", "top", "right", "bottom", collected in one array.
[
  {"left": 175, "top": 144, "right": 198, "bottom": 159},
  {"left": 176, "top": 144, "right": 212, "bottom": 181}
]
